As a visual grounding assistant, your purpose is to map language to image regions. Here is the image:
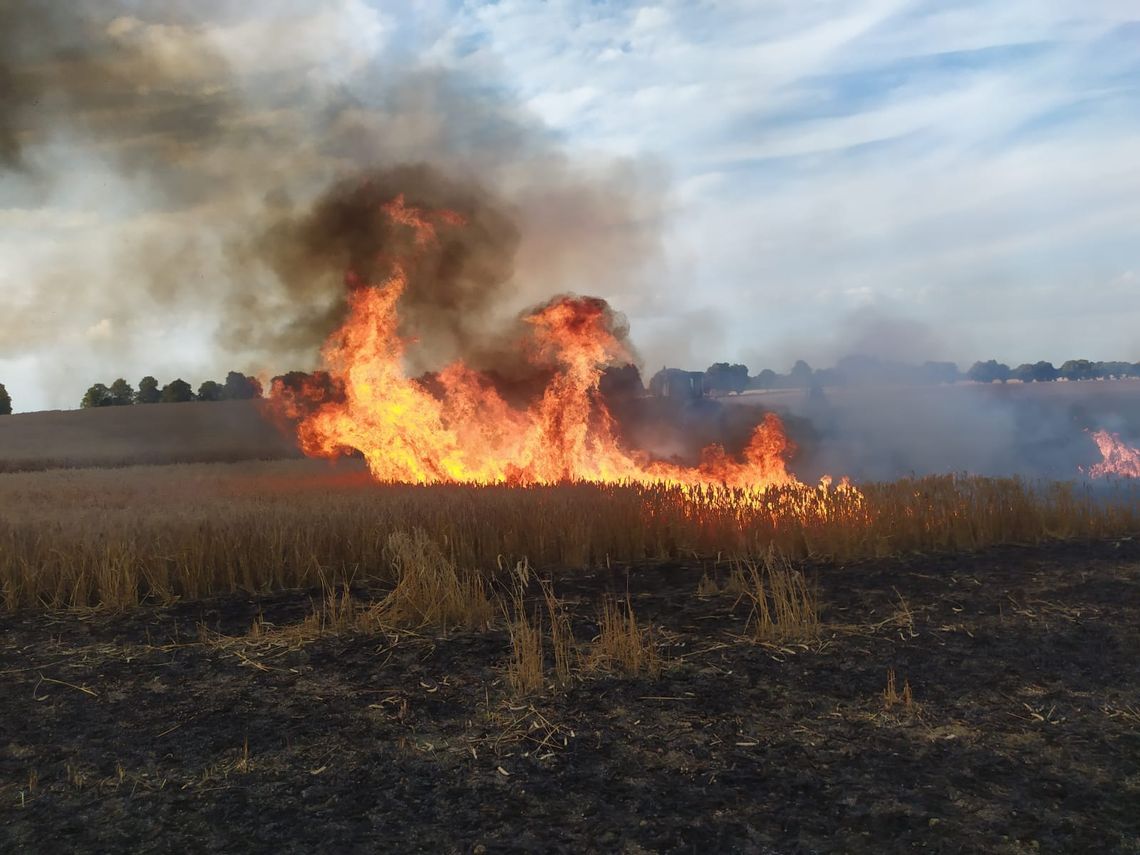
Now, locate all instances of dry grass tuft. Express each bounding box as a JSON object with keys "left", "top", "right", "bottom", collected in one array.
[
  {"left": 505, "top": 607, "right": 545, "bottom": 697},
  {"left": 730, "top": 549, "right": 820, "bottom": 641},
  {"left": 588, "top": 594, "right": 661, "bottom": 677},
  {"left": 504, "top": 564, "right": 545, "bottom": 696},
  {"left": 539, "top": 577, "right": 576, "bottom": 686},
  {"left": 696, "top": 571, "right": 720, "bottom": 597},
  {"left": 372, "top": 529, "right": 493, "bottom": 632},
  {"left": 883, "top": 668, "right": 915, "bottom": 713},
  {"left": 301, "top": 568, "right": 365, "bottom": 635}
]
